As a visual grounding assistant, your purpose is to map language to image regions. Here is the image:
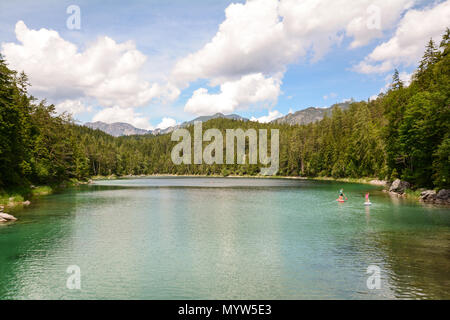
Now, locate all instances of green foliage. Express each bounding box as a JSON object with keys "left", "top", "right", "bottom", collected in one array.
[
  {"left": 433, "top": 133, "right": 450, "bottom": 188},
  {"left": 31, "top": 185, "right": 53, "bottom": 196},
  {"left": 383, "top": 30, "right": 450, "bottom": 188},
  {"left": 0, "top": 30, "right": 449, "bottom": 190}
]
